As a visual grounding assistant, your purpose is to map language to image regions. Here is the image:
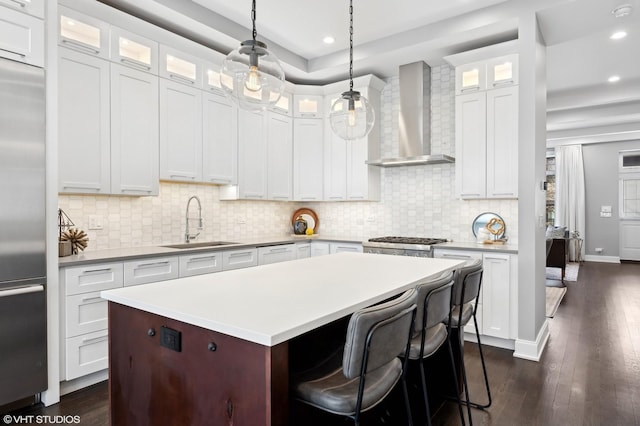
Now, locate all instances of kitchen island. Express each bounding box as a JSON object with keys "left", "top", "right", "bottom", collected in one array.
[{"left": 101, "top": 252, "right": 464, "bottom": 425}]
